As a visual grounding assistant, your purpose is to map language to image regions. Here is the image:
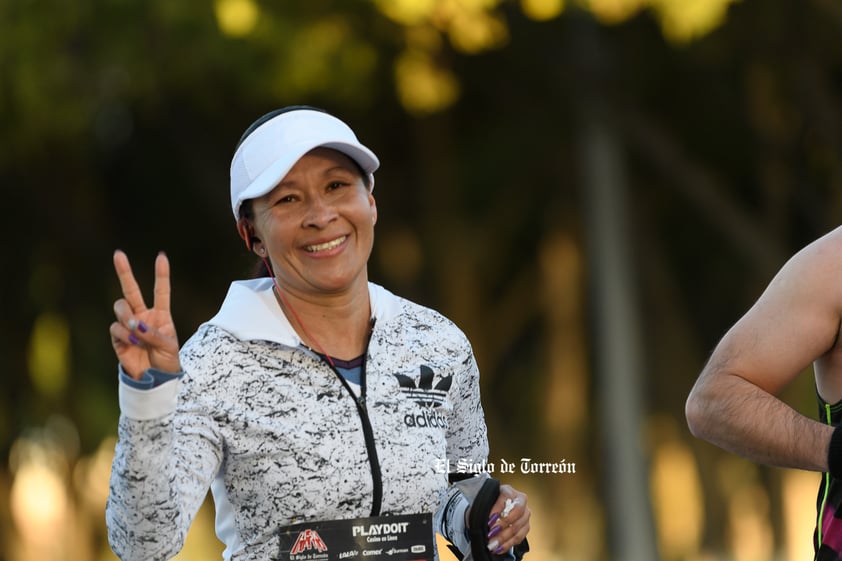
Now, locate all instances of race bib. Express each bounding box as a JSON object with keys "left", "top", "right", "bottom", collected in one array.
[{"left": 276, "top": 512, "right": 434, "bottom": 561}]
